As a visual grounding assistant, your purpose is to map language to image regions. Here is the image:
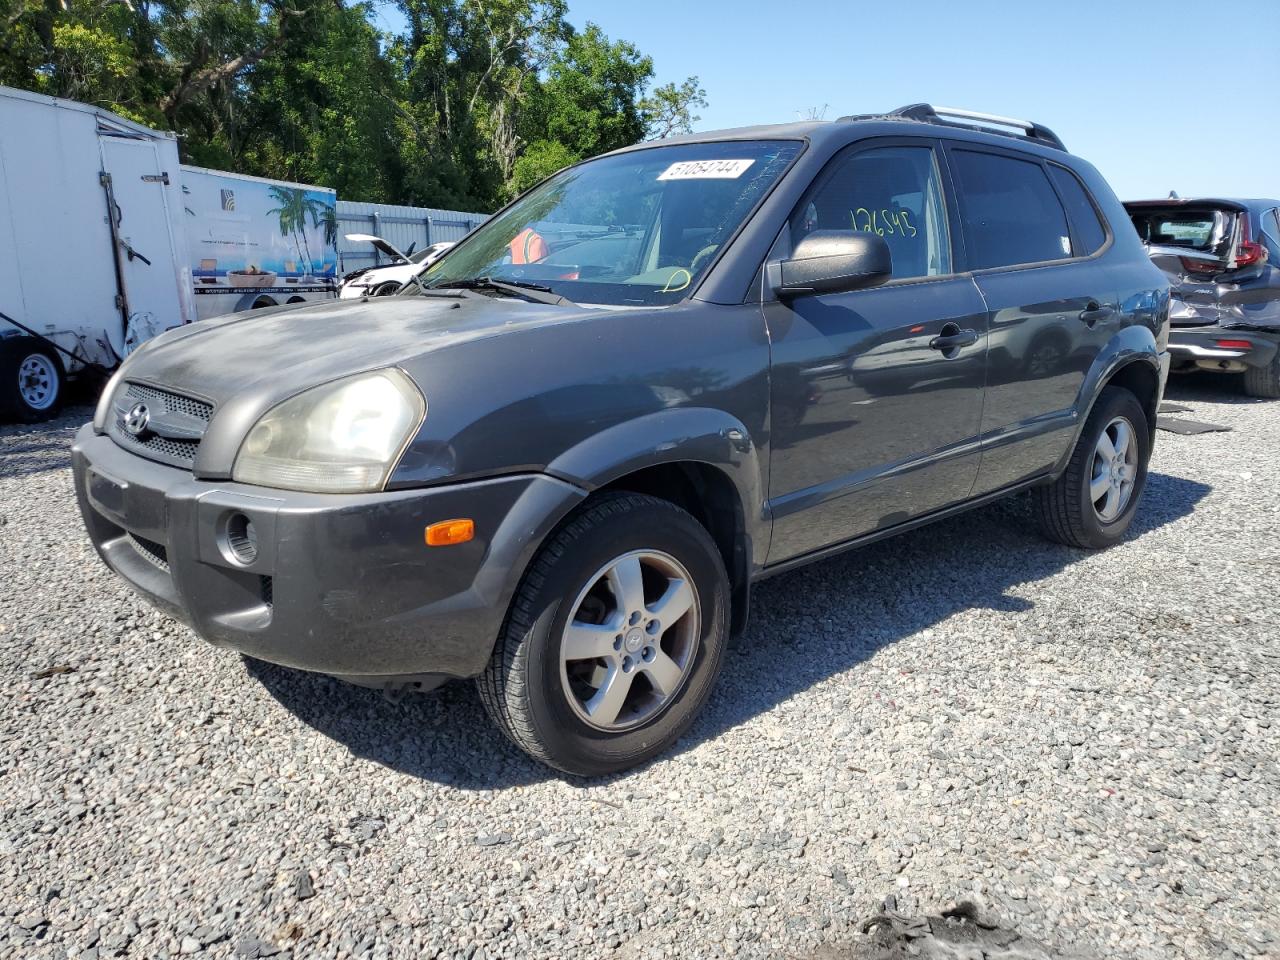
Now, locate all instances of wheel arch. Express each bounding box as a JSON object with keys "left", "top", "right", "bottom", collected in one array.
[
  {"left": 543, "top": 408, "right": 767, "bottom": 643},
  {"left": 1058, "top": 326, "right": 1164, "bottom": 475},
  {"left": 597, "top": 460, "right": 753, "bottom": 643},
  {"left": 1103, "top": 357, "right": 1161, "bottom": 443}
]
